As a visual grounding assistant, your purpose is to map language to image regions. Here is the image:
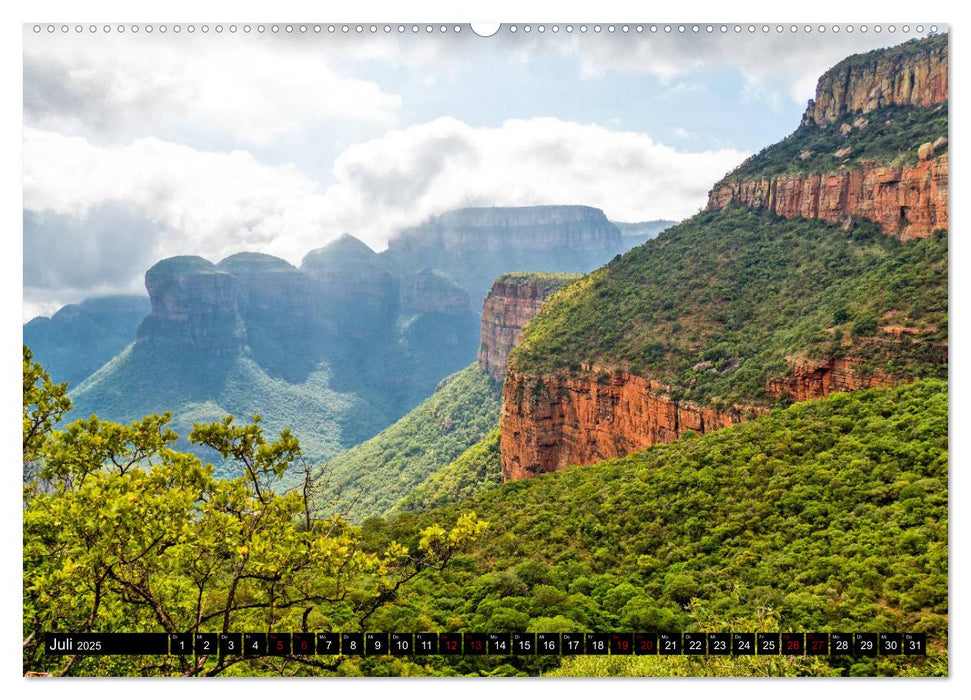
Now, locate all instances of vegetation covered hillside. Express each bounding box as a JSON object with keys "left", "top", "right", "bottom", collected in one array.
[
  {"left": 512, "top": 206, "right": 947, "bottom": 408},
  {"left": 731, "top": 102, "right": 947, "bottom": 179},
  {"left": 321, "top": 365, "right": 501, "bottom": 519},
  {"left": 23, "top": 347, "right": 486, "bottom": 678},
  {"left": 395, "top": 429, "right": 502, "bottom": 515},
  {"left": 369, "top": 380, "right": 948, "bottom": 676},
  {"left": 69, "top": 344, "right": 389, "bottom": 477}
]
